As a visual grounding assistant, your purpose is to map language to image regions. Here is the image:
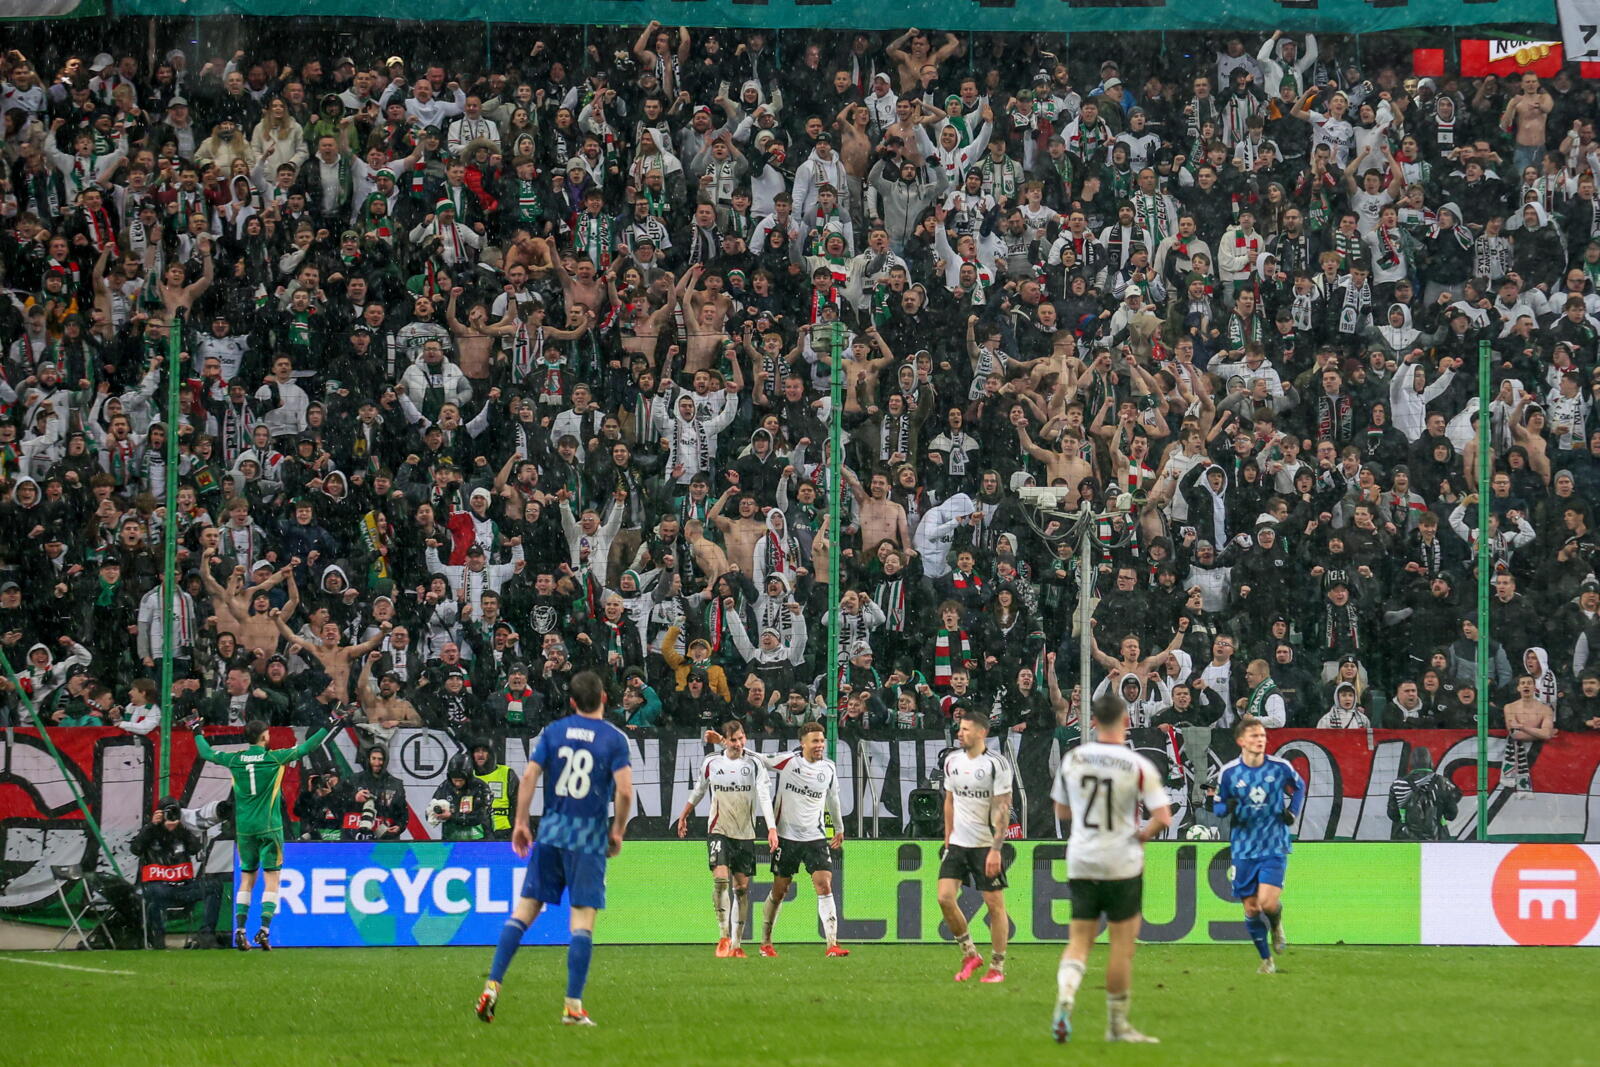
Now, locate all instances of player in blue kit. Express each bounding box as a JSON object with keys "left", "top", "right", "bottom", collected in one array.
[
  {"left": 477, "top": 672, "right": 634, "bottom": 1025},
  {"left": 1206, "top": 715, "right": 1304, "bottom": 974}
]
